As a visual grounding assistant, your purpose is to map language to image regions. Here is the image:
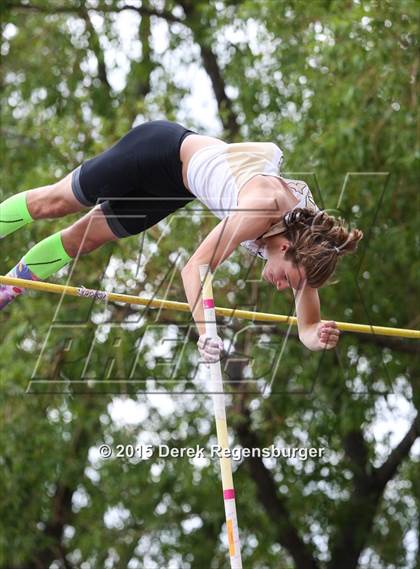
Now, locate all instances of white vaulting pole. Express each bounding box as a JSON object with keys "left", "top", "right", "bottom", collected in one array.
[{"left": 199, "top": 264, "right": 243, "bottom": 569}]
